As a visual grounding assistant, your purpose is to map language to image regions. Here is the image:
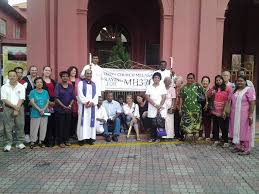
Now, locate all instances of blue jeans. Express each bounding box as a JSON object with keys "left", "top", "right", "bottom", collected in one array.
[{"left": 103, "top": 117, "right": 121, "bottom": 136}]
